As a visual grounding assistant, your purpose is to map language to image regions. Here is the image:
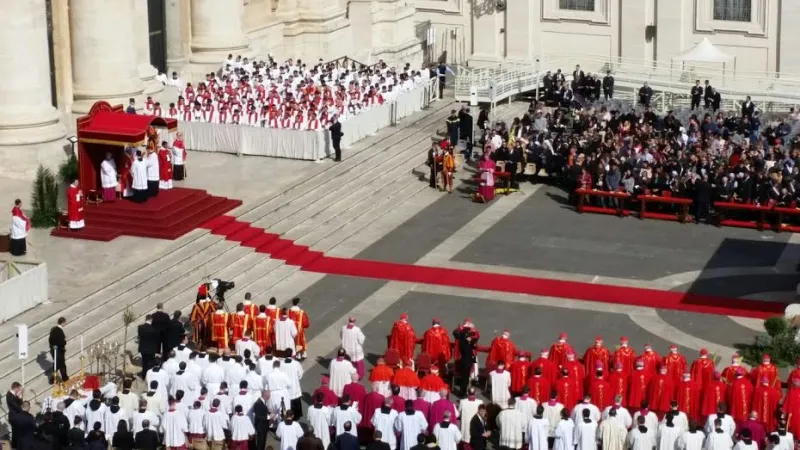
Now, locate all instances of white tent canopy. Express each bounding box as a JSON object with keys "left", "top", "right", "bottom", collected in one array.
[{"left": 672, "top": 38, "right": 734, "bottom": 64}]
